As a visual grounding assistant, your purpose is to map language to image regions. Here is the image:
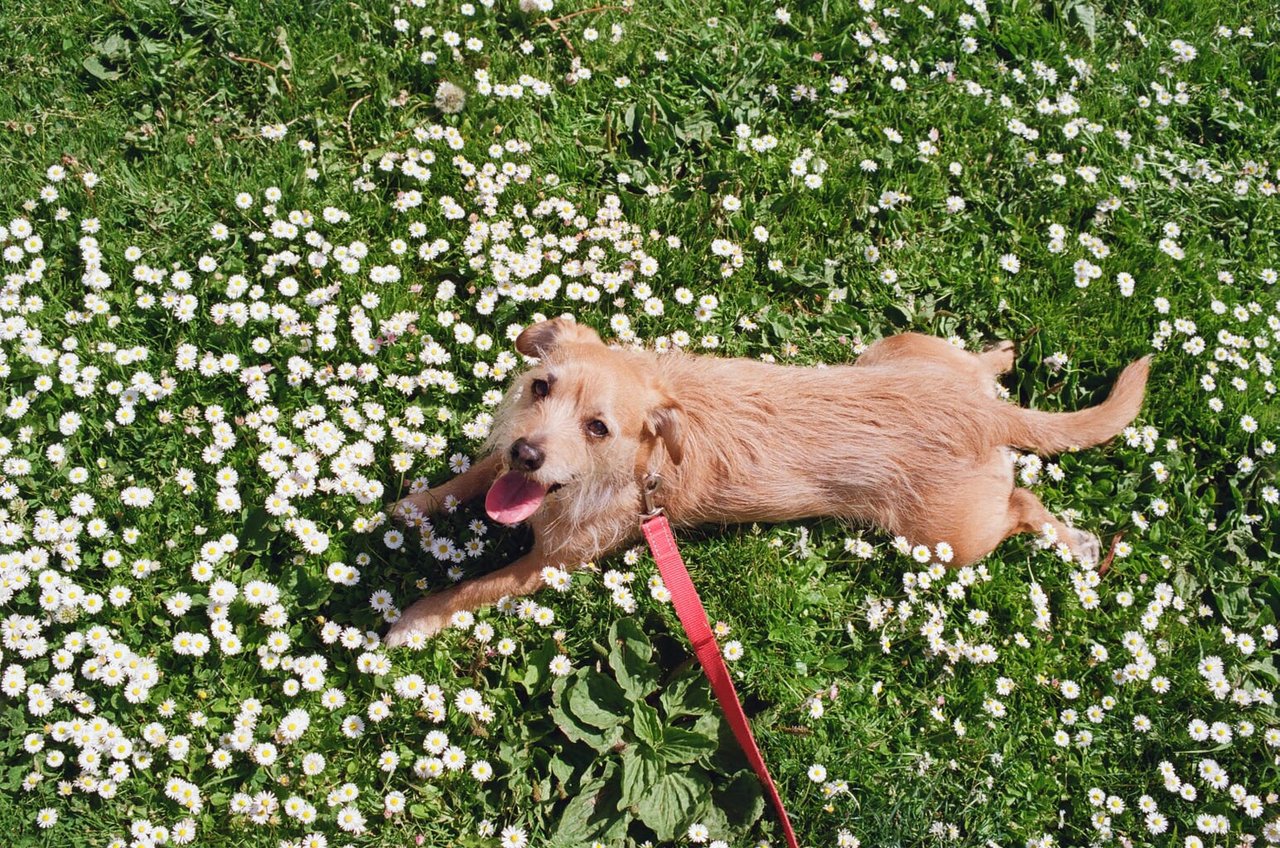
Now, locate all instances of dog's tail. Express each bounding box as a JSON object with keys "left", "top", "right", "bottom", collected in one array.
[{"left": 998, "top": 356, "right": 1151, "bottom": 455}]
